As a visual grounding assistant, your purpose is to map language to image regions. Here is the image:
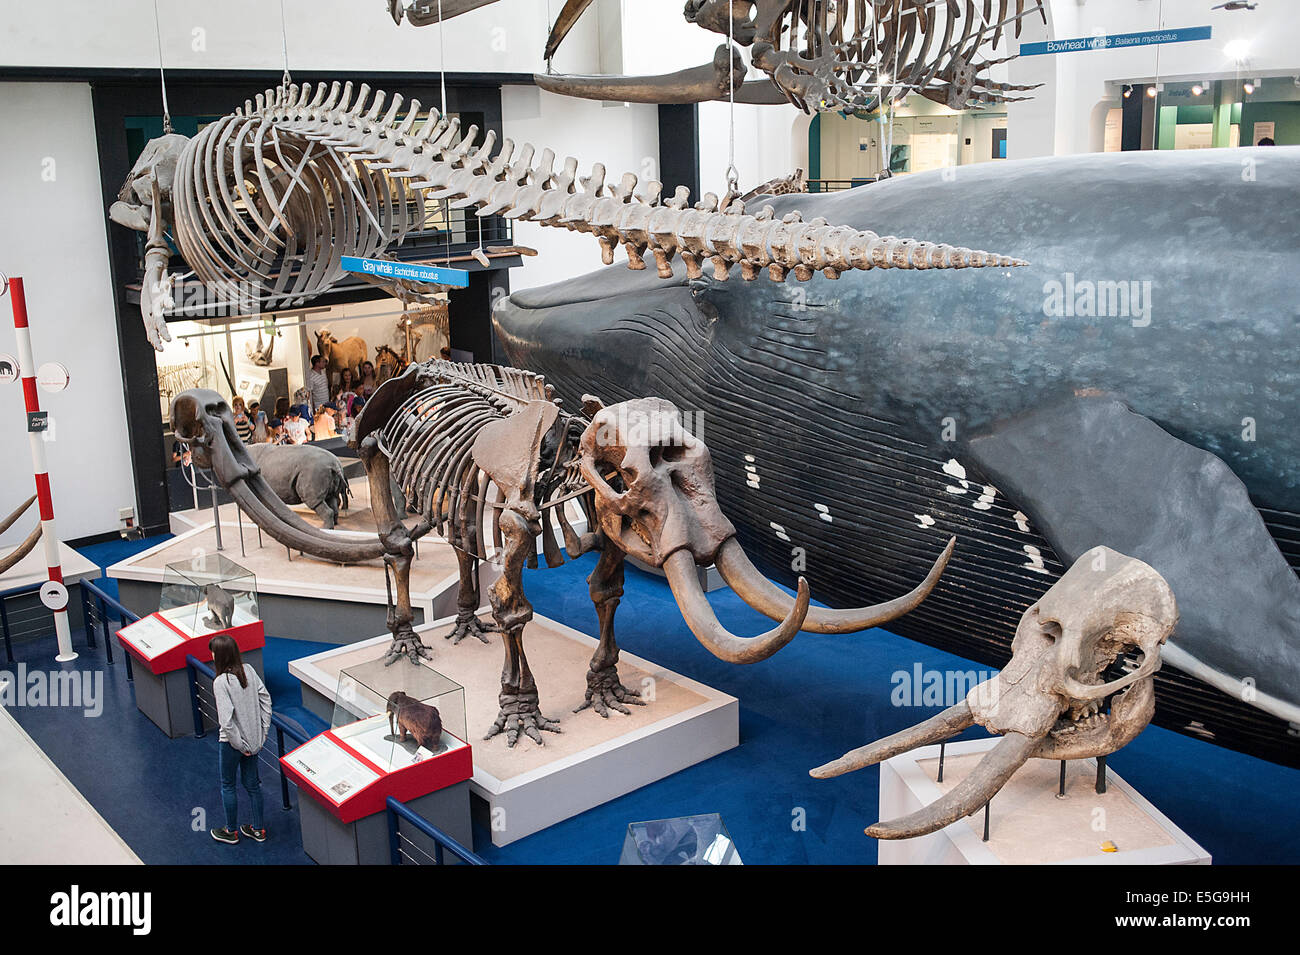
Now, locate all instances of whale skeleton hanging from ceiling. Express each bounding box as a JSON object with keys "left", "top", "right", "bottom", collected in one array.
[
  {"left": 389, "top": 0, "right": 1047, "bottom": 112},
  {"left": 109, "top": 79, "right": 1026, "bottom": 349}
]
